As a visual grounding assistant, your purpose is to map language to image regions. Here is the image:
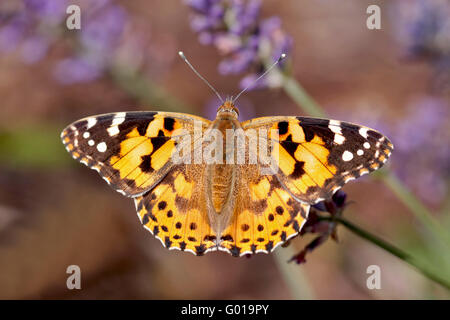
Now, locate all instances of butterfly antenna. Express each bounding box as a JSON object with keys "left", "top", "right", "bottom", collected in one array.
[
  {"left": 232, "top": 53, "right": 287, "bottom": 103},
  {"left": 178, "top": 51, "right": 224, "bottom": 103}
]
